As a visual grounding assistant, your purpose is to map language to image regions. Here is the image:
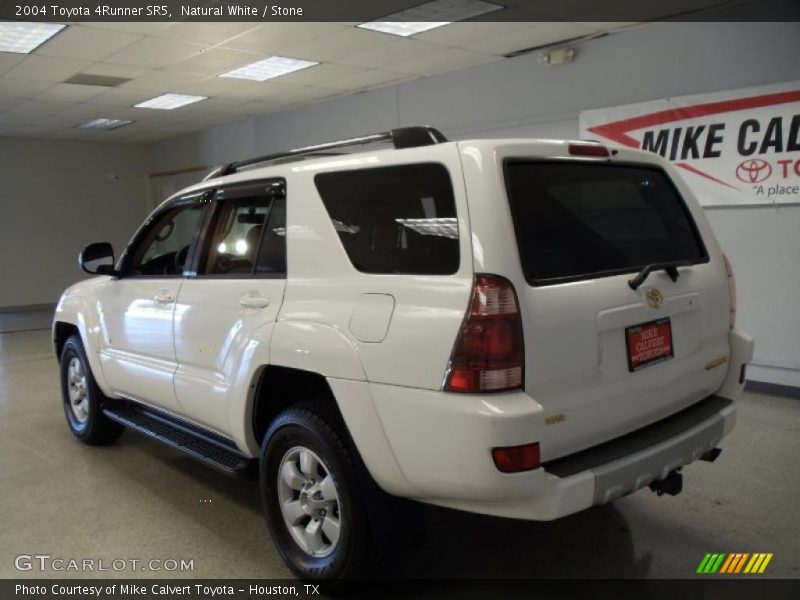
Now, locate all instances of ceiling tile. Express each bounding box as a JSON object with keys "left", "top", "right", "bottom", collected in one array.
[
  {"left": 267, "top": 85, "right": 344, "bottom": 106},
  {"left": 0, "top": 78, "right": 55, "bottom": 99},
  {"left": 35, "top": 25, "right": 142, "bottom": 61},
  {"left": 174, "top": 77, "right": 295, "bottom": 100},
  {"left": 0, "top": 124, "right": 58, "bottom": 138},
  {"left": 388, "top": 48, "right": 499, "bottom": 76},
  {"left": 324, "top": 69, "right": 415, "bottom": 91},
  {"left": 4, "top": 55, "right": 91, "bottom": 82},
  {"left": 171, "top": 48, "right": 262, "bottom": 76},
  {"left": 58, "top": 102, "right": 144, "bottom": 122},
  {"left": 279, "top": 28, "right": 396, "bottom": 62},
  {"left": 80, "top": 62, "right": 153, "bottom": 79},
  {"left": 462, "top": 22, "right": 598, "bottom": 55},
  {"left": 153, "top": 22, "right": 261, "bottom": 46},
  {"left": 221, "top": 22, "right": 349, "bottom": 54},
  {"left": 0, "top": 97, "right": 23, "bottom": 111},
  {"left": 414, "top": 22, "right": 531, "bottom": 47},
  {"left": 11, "top": 99, "right": 71, "bottom": 115},
  {"left": 84, "top": 88, "right": 159, "bottom": 107},
  {"left": 37, "top": 83, "right": 107, "bottom": 102},
  {"left": 270, "top": 63, "right": 364, "bottom": 86},
  {"left": 120, "top": 70, "right": 209, "bottom": 92},
  {"left": 105, "top": 38, "right": 204, "bottom": 69},
  {"left": 338, "top": 39, "right": 447, "bottom": 69},
  {"left": 80, "top": 23, "right": 173, "bottom": 35},
  {"left": 0, "top": 54, "right": 25, "bottom": 76}
]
